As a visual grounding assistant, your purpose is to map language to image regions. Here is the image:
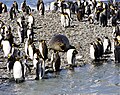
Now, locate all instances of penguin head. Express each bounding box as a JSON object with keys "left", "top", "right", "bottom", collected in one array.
[
  {"left": 39, "top": 39, "right": 45, "bottom": 43},
  {"left": 104, "top": 36, "right": 109, "bottom": 39}
]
